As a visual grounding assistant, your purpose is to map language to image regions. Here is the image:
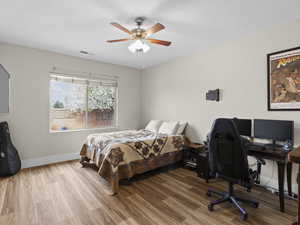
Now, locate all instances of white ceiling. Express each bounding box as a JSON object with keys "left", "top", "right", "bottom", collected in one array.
[{"left": 1, "top": 0, "right": 300, "bottom": 69}]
